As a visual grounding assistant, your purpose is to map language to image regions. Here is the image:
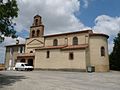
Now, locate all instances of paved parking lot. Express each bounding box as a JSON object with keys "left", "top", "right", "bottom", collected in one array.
[{"left": 0, "top": 70, "right": 120, "bottom": 90}]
